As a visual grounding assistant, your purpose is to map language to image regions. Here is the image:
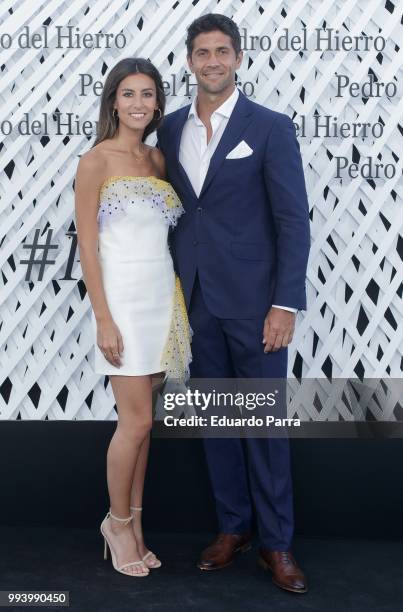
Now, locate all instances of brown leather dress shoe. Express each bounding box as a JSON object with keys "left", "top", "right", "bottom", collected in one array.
[
  {"left": 197, "top": 533, "right": 252, "bottom": 570},
  {"left": 259, "top": 549, "right": 308, "bottom": 593}
]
